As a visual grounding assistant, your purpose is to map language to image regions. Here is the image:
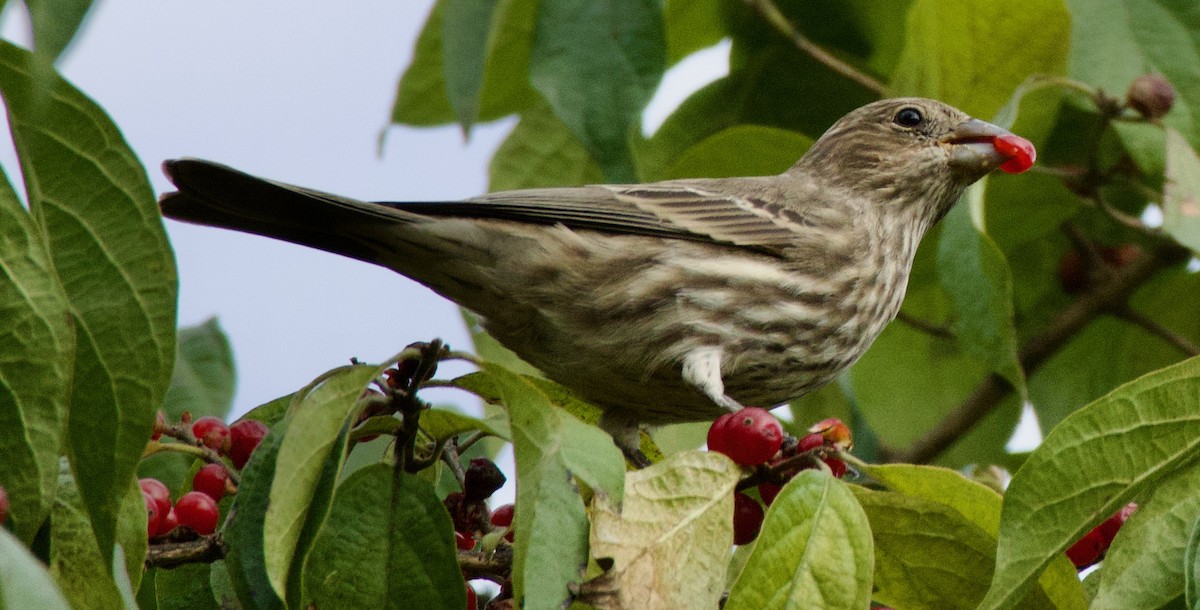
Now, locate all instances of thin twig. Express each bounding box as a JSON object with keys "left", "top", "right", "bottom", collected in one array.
[
  {"left": 892, "top": 243, "right": 1189, "bottom": 464},
  {"left": 441, "top": 438, "right": 468, "bottom": 489},
  {"left": 1110, "top": 305, "right": 1200, "bottom": 356},
  {"left": 895, "top": 311, "right": 956, "bottom": 339},
  {"left": 145, "top": 534, "right": 226, "bottom": 569},
  {"left": 742, "top": 0, "right": 886, "bottom": 96}
]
